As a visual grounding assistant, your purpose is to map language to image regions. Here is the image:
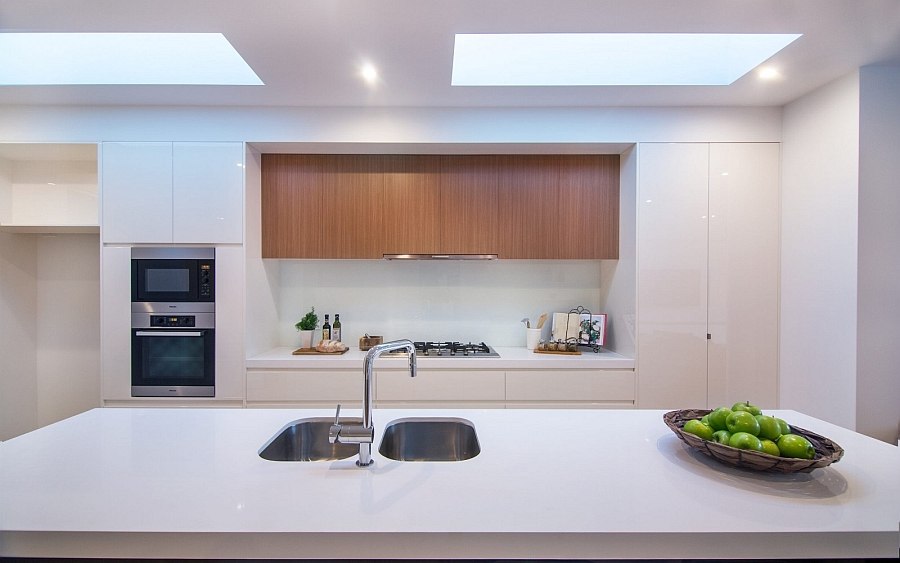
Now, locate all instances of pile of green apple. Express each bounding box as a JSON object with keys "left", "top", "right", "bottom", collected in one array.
[{"left": 682, "top": 401, "right": 816, "bottom": 460}]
